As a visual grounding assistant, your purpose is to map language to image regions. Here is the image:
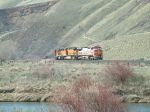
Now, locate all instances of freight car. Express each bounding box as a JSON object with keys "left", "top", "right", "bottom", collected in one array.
[{"left": 55, "top": 46, "right": 103, "bottom": 60}]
